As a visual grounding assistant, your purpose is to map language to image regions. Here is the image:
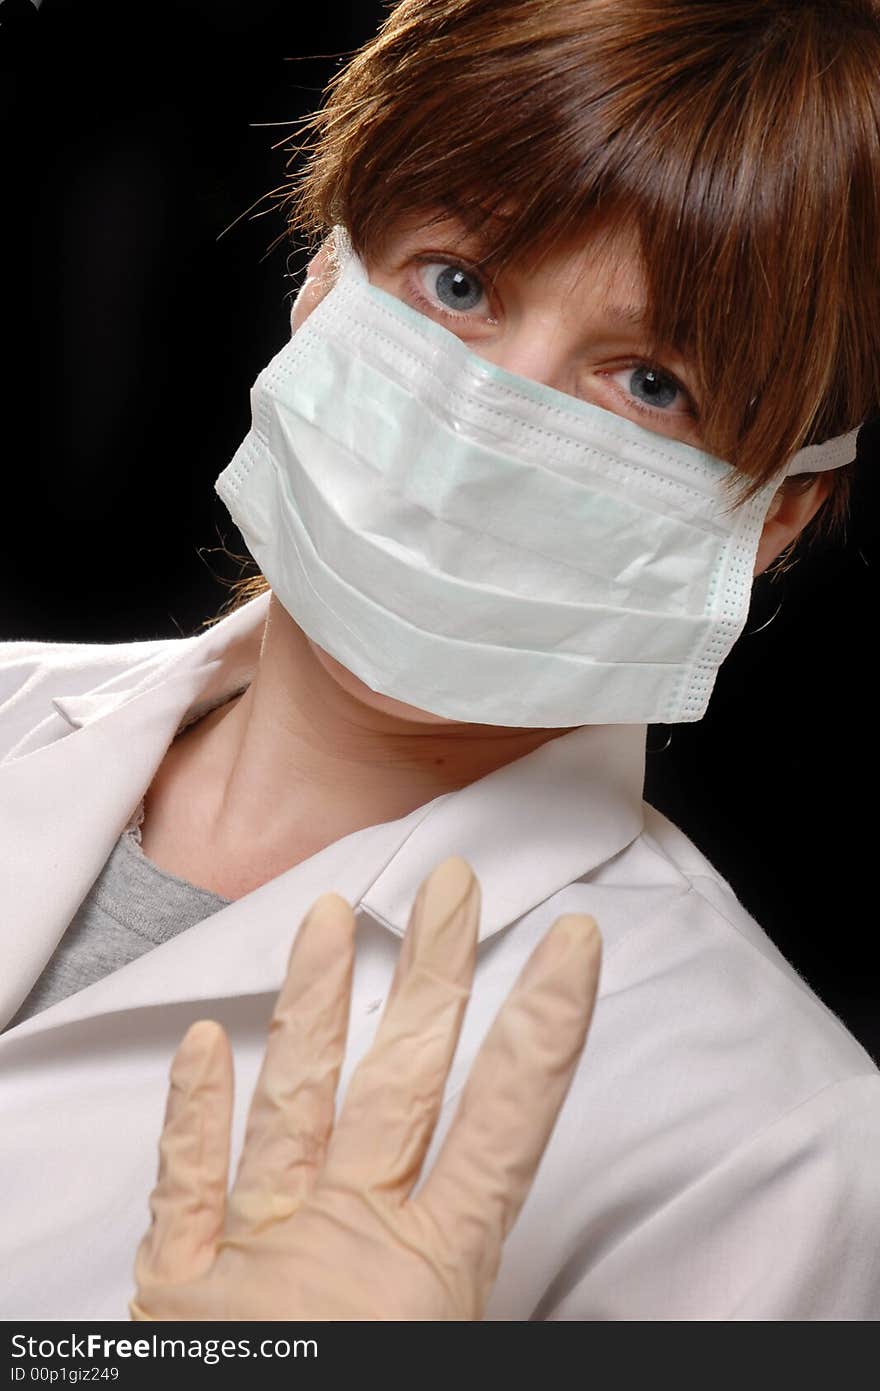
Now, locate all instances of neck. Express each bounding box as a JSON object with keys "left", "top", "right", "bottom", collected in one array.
[{"left": 176, "top": 594, "right": 574, "bottom": 863}]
